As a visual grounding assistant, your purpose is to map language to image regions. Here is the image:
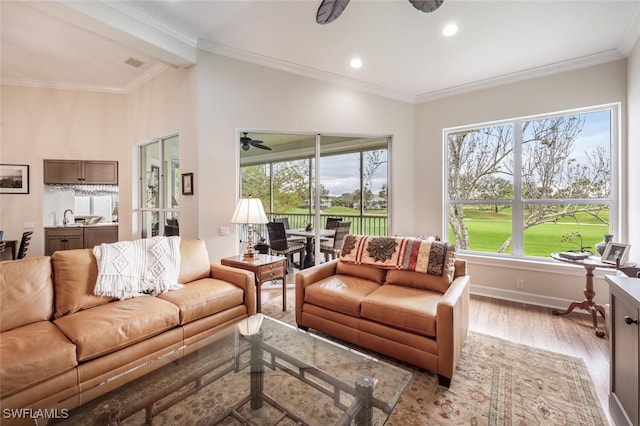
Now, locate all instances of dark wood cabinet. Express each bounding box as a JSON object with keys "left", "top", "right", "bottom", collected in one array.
[
  {"left": 45, "top": 227, "right": 84, "bottom": 255},
  {"left": 607, "top": 275, "right": 640, "bottom": 426},
  {"left": 45, "top": 225, "right": 118, "bottom": 255},
  {"left": 44, "top": 160, "right": 118, "bottom": 184},
  {"left": 84, "top": 226, "right": 118, "bottom": 249}
]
